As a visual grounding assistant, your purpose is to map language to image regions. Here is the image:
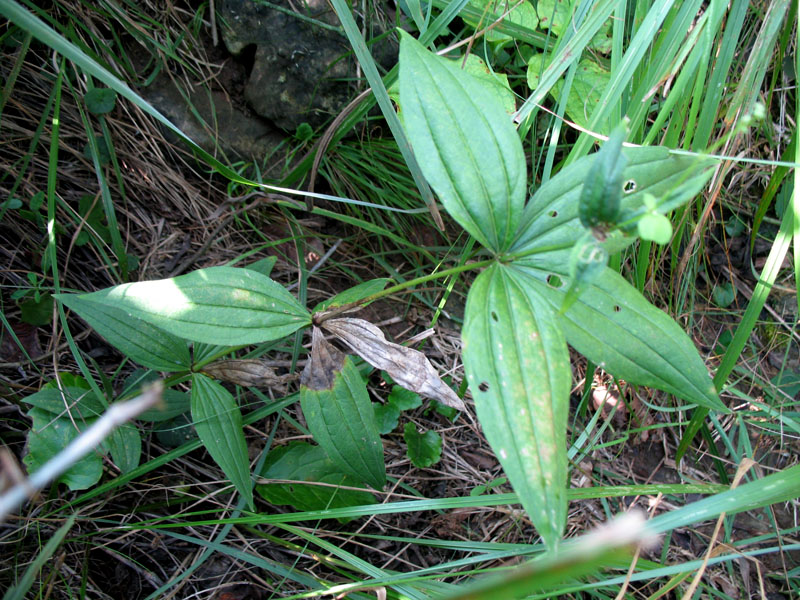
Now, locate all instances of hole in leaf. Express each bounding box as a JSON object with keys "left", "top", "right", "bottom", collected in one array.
[
  {"left": 491, "top": 311, "right": 499, "bottom": 322},
  {"left": 546, "top": 274, "right": 563, "bottom": 288},
  {"left": 623, "top": 180, "right": 636, "bottom": 193},
  {"left": 548, "top": 210, "right": 558, "bottom": 217},
  {"left": 613, "top": 305, "right": 621, "bottom": 313},
  {"left": 478, "top": 382, "right": 490, "bottom": 392}
]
